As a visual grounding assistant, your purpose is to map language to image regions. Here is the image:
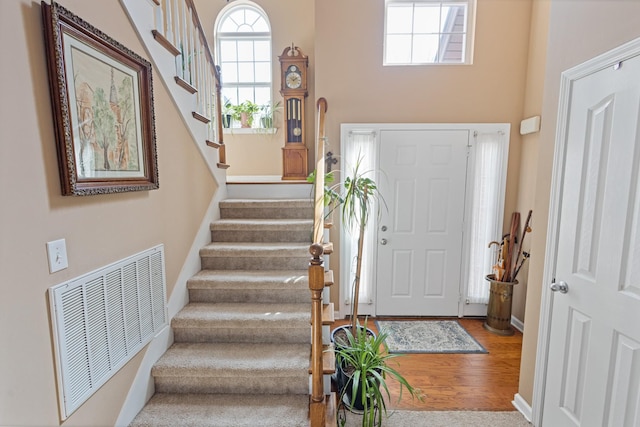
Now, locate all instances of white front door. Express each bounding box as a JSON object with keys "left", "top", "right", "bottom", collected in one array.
[
  {"left": 375, "top": 129, "right": 469, "bottom": 316},
  {"left": 542, "top": 50, "right": 640, "bottom": 425}
]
